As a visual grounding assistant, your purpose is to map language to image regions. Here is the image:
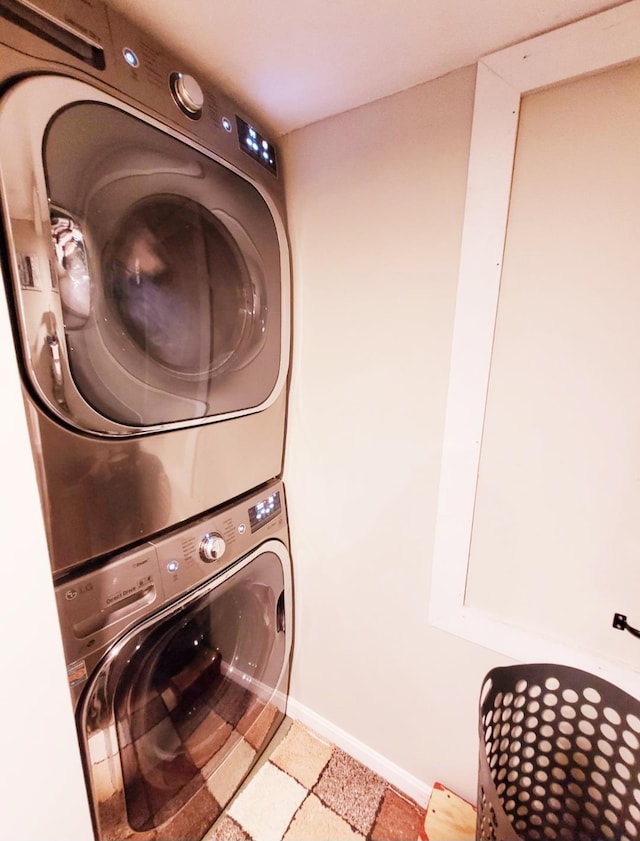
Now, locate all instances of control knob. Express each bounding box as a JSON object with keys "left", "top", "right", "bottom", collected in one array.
[
  {"left": 171, "top": 72, "right": 204, "bottom": 117},
  {"left": 199, "top": 532, "right": 226, "bottom": 563}
]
